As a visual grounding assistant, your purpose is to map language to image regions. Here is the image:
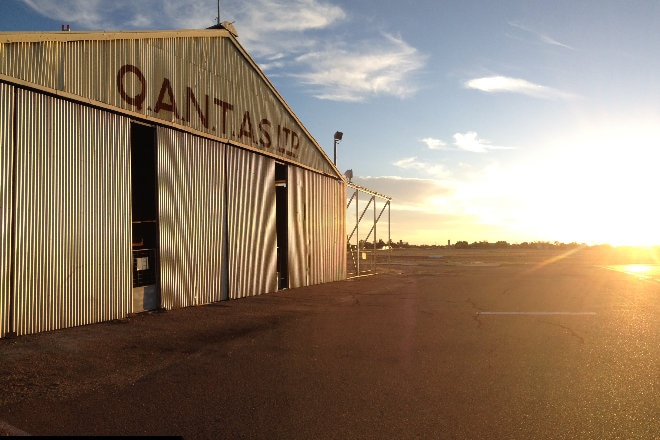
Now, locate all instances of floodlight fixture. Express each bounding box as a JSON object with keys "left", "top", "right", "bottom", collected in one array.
[{"left": 333, "top": 131, "right": 343, "bottom": 165}]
